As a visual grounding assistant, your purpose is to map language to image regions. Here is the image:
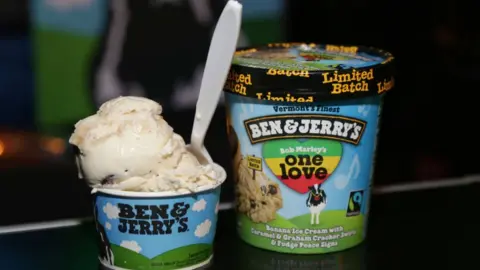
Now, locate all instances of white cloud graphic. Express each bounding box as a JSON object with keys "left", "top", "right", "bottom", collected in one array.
[
  {"left": 334, "top": 154, "right": 361, "bottom": 190},
  {"left": 120, "top": 240, "right": 142, "bottom": 253},
  {"left": 334, "top": 175, "right": 349, "bottom": 190},
  {"left": 215, "top": 202, "right": 219, "bottom": 214},
  {"left": 105, "top": 222, "right": 112, "bottom": 230},
  {"left": 46, "top": 0, "right": 94, "bottom": 11},
  {"left": 195, "top": 219, "right": 212, "bottom": 238},
  {"left": 192, "top": 199, "right": 207, "bottom": 212},
  {"left": 357, "top": 105, "right": 370, "bottom": 117},
  {"left": 103, "top": 202, "right": 120, "bottom": 220}
]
